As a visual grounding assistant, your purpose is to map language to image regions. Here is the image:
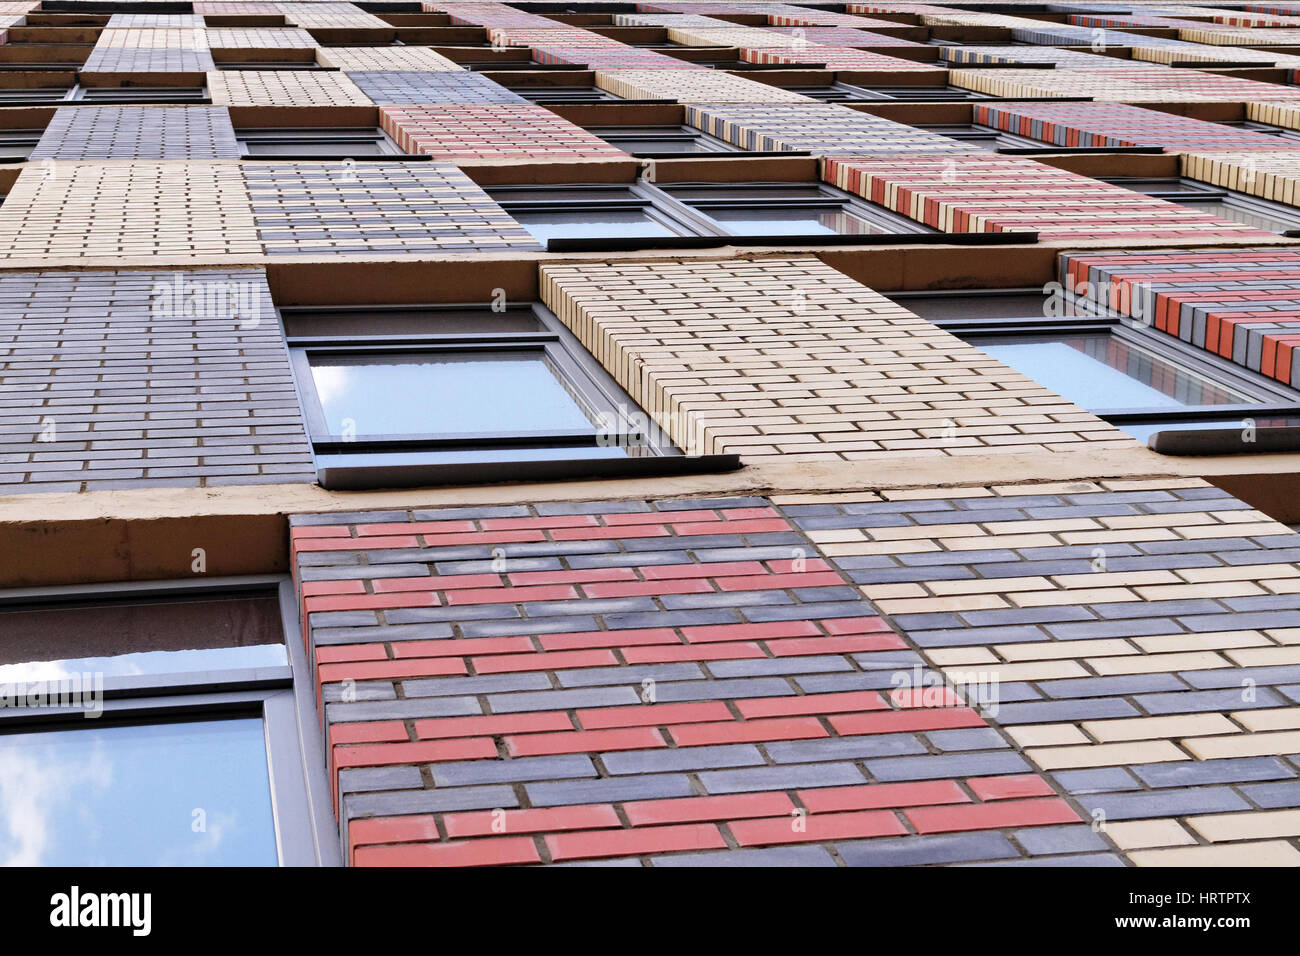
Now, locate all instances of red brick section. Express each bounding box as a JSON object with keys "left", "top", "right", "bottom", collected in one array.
[
  {"left": 1062, "top": 247, "right": 1300, "bottom": 384},
  {"left": 291, "top": 498, "right": 1083, "bottom": 867},
  {"left": 380, "top": 105, "right": 629, "bottom": 162},
  {"left": 824, "top": 153, "right": 1280, "bottom": 242}
]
